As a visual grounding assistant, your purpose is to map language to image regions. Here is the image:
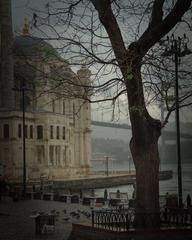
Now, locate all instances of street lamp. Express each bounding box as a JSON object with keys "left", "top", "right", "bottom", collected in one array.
[
  {"left": 14, "top": 81, "right": 28, "bottom": 196},
  {"left": 161, "top": 34, "right": 192, "bottom": 208},
  {"left": 21, "top": 84, "right": 26, "bottom": 197},
  {"left": 106, "top": 156, "right": 109, "bottom": 176}
]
